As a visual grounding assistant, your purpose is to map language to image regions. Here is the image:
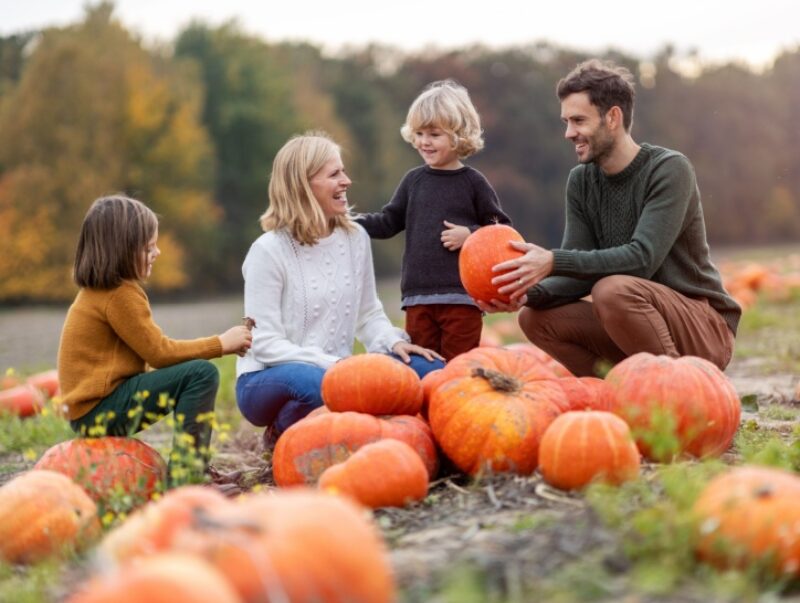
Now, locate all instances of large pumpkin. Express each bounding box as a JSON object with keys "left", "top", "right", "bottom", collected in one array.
[
  {"left": 319, "top": 439, "right": 429, "bottom": 508},
  {"left": 165, "top": 490, "right": 395, "bottom": 603},
  {"left": 504, "top": 342, "right": 573, "bottom": 377},
  {"left": 321, "top": 353, "right": 423, "bottom": 416},
  {"left": 458, "top": 224, "right": 525, "bottom": 304},
  {"left": 273, "top": 411, "right": 437, "bottom": 486},
  {"left": 0, "top": 470, "right": 100, "bottom": 564},
  {"left": 66, "top": 553, "right": 242, "bottom": 603},
  {"left": 34, "top": 437, "right": 167, "bottom": 506},
  {"left": 556, "top": 377, "right": 615, "bottom": 412},
  {"left": 0, "top": 383, "right": 45, "bottom": 417},
  {"left": 605, "top": 353, "right": 741, "bottom": 461},
  {"left": 428, "top": 347, "right": 568, "bottom": 475},
  {"left": 98, "top": 485, "right": 228, "bottom": 562},
  {"left": 693, "top": 465, "right": 800, "bottom": 577},
  {"left": 538, "top": 411, "right": 640, "bottom": 490}
]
